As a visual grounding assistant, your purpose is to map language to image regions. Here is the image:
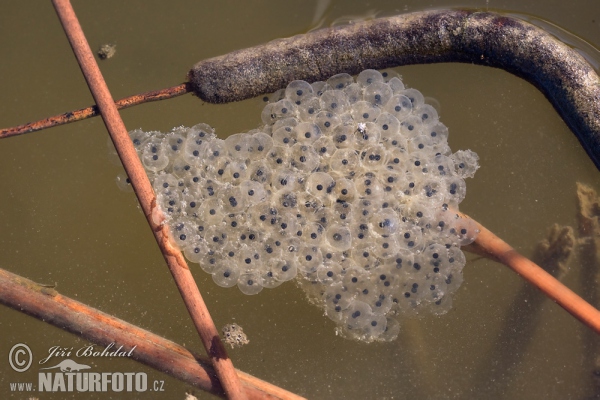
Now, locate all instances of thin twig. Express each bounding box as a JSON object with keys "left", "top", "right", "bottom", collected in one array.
[
  {"left": 51, "top": 1, "right": 246, "bottom": 398},
  {"left": 0, "top": 267, "right": 304, "bottom": 400},
  {"left": 460, "top": 211, "right": 600, "bottom": 334},
  {"left": 0, "top": 83, "right": 191, "bottom": 139}
]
